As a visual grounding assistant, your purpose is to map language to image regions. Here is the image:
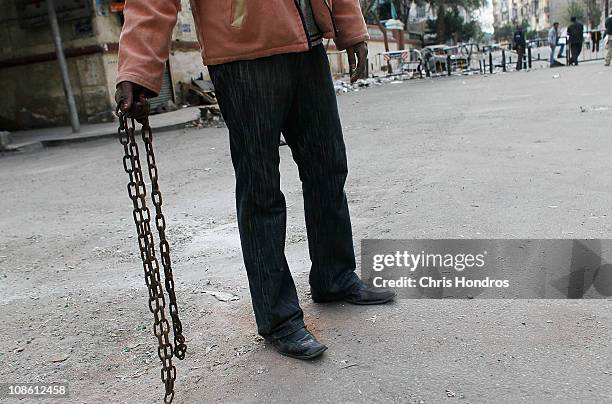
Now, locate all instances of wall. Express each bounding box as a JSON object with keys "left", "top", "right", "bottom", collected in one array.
[
  {"left": 0, "top": 0, "right": 115, "bottom": 130},
  {"left": 0, "top": 0, "right": 207, "bottom": 130},
  {"left": 0, "top": 52, "right": 113, "bottom": 130}
]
